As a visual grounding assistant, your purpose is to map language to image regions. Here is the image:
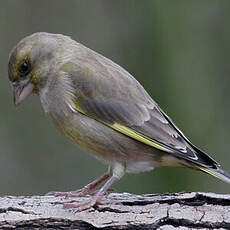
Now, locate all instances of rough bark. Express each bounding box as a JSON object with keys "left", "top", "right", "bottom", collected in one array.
[{"left": 0, "top": 192, "right": 229, "bottom": 229}]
